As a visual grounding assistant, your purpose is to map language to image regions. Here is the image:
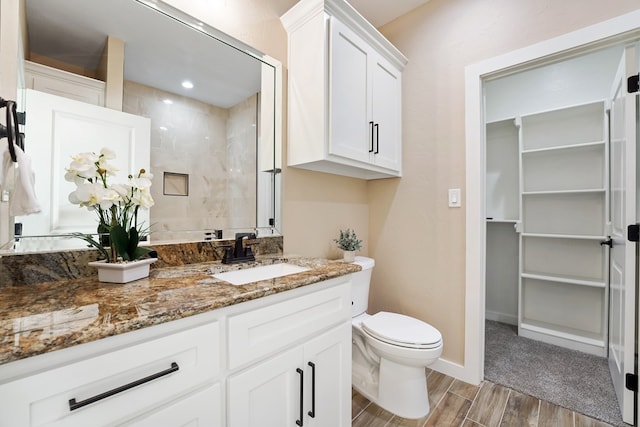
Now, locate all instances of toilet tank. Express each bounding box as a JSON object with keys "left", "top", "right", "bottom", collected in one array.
[{"left": 351, "top": 256, "right": 375, "bottom": 317}]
